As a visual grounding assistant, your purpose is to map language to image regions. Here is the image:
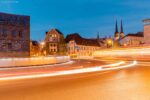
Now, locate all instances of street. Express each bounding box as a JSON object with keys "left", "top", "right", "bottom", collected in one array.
[{"left": 0, "top": 58, "right": 149, "bottom": 100}]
